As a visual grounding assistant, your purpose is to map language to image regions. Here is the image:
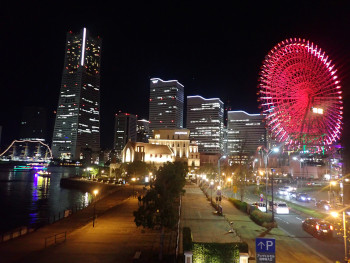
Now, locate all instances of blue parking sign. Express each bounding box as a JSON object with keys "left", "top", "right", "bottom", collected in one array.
[{"left": 256, "top": 238, "right": 275, "bottom": 263}]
